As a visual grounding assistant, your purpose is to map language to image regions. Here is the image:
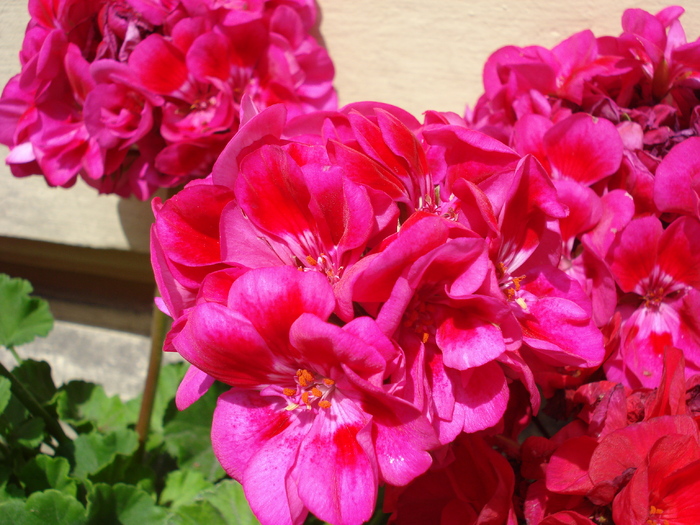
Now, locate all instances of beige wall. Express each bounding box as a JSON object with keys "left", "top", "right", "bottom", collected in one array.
[{"left": 1, "top": 0, "right": 698, "bottom": 251}]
